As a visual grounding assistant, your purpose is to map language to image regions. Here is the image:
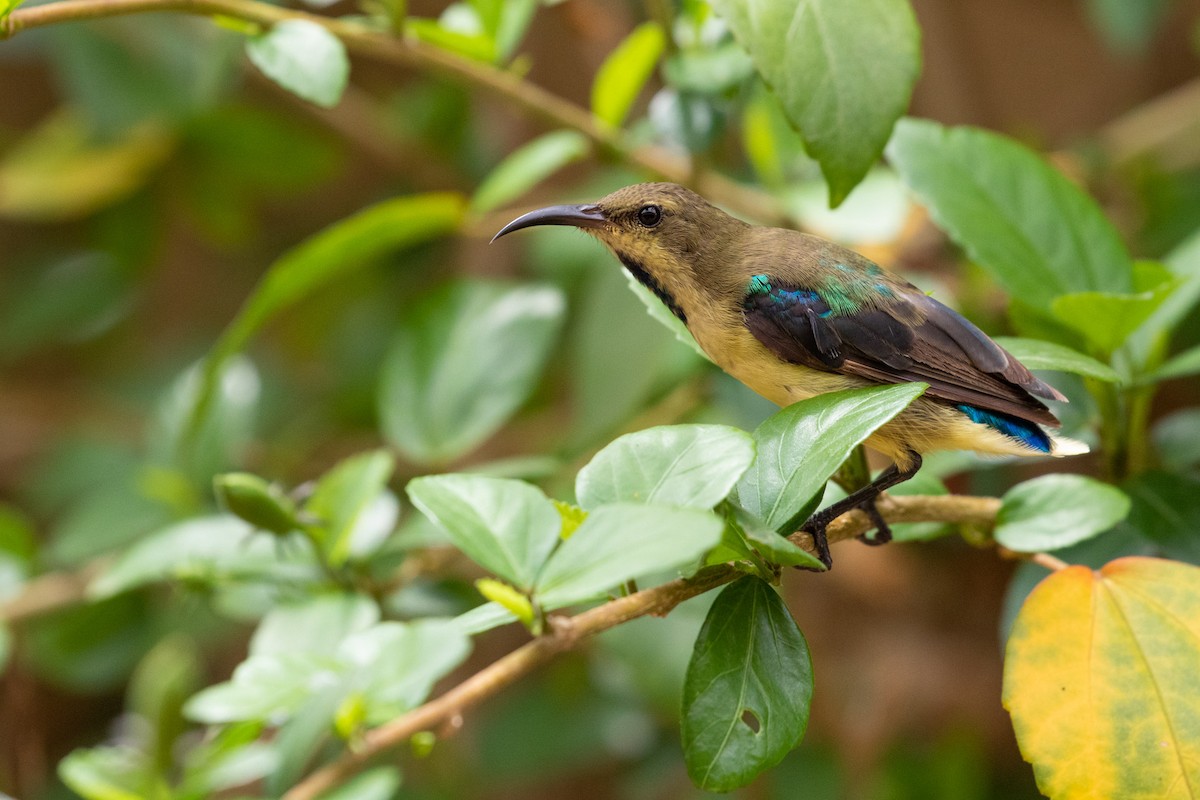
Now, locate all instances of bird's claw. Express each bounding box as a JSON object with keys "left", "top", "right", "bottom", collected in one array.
[
  {"left": 797, "top": 517, "right": 834, "bottom": 571},
  {"left": 857, "top": 502, "right": 893, "bottom": 546}
]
